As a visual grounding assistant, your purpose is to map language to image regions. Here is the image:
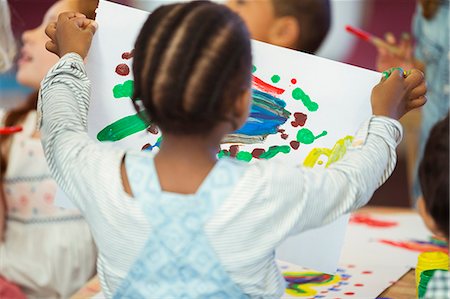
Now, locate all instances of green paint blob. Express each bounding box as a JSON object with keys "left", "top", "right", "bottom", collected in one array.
[
  {"left": 218, "top": 150, "right": 231, "bottom": 159},
  {"left": 292, "top": 87, "right": 319, "bottom": 112},
  {"left": 236, "top": 151, "right": 253, "bottom": 162},
  {"left": 259, "top": 145, "right": 291, "bottom": 159},
  {"left": 113, "top": 80, "right": 134, "bottom": 99},
  {"left": 252, "top": 65, "right": 257, "bottom": 73},
  {"left": 97, "top": 111, "right": 151, "bottom": 142},
  {"left": 271, "top": 75, "right": 281, "bottom": 83},
  {"left": 297, "top": 129, "right": 328, "bottom": 145}
]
